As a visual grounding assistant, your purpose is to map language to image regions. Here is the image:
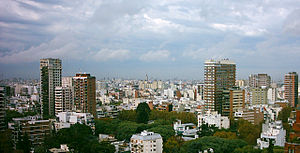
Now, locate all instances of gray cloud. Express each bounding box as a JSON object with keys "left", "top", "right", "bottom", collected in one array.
[{"left": 1, "top": 0, "right": 300, "bottom": 79}]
